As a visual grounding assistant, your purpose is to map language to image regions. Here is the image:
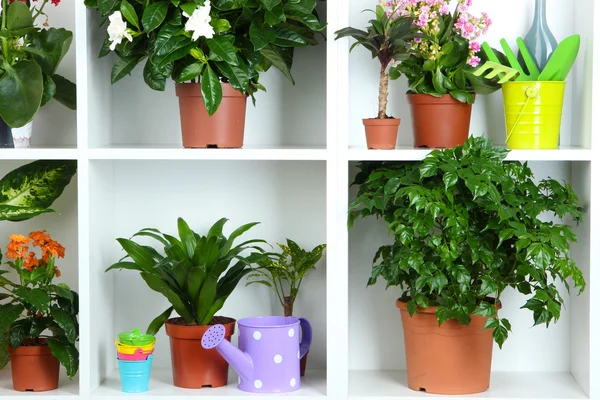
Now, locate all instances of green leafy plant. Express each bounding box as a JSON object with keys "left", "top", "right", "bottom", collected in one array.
[
  {"left": 85, "top": 0, "right": 325, "bottom": 116},
  {"left": 348, "top": 137, "right": 585, "bottom": 347},
  {"left": 247, "top": 239, "right": 325, "bottom": 316},
  {"left": 335, "top": 6, "right": 421, "bottom": 119},
  {"left": 108, "top": 217, "right": 266, "bottom": 334},
  {"left": 380, "top": 0, "right": 498, "bottom": 103},
  {"left": 0, "top": 0, "right": 76, "bottom": 127},
  {"left": 0, "top": 160, "right": 77, "bottom": 222},
  {"left": 0, "top": 231, "right": 79, "bottom": 378}
]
